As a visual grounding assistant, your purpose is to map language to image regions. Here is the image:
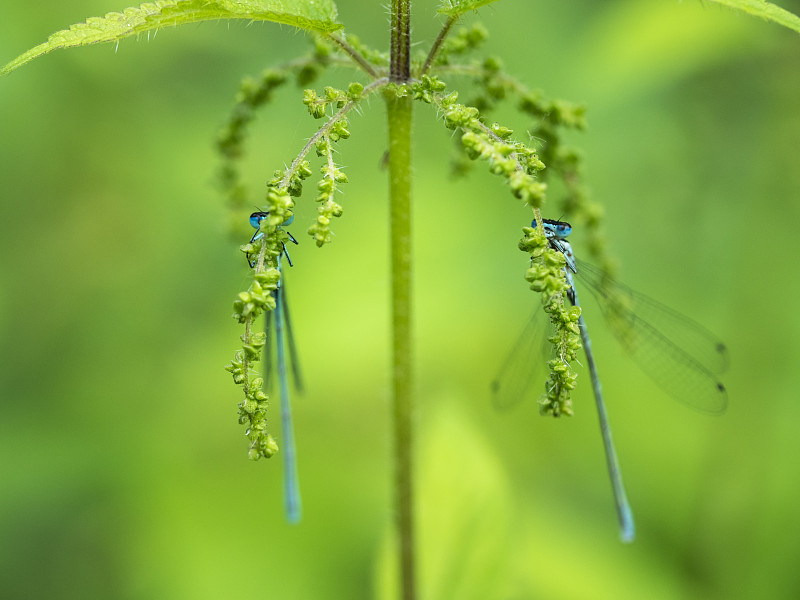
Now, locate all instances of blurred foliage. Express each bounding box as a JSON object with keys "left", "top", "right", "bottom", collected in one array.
[{"left": 1, "top": 1, "right": 799, "bottom": 599}]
